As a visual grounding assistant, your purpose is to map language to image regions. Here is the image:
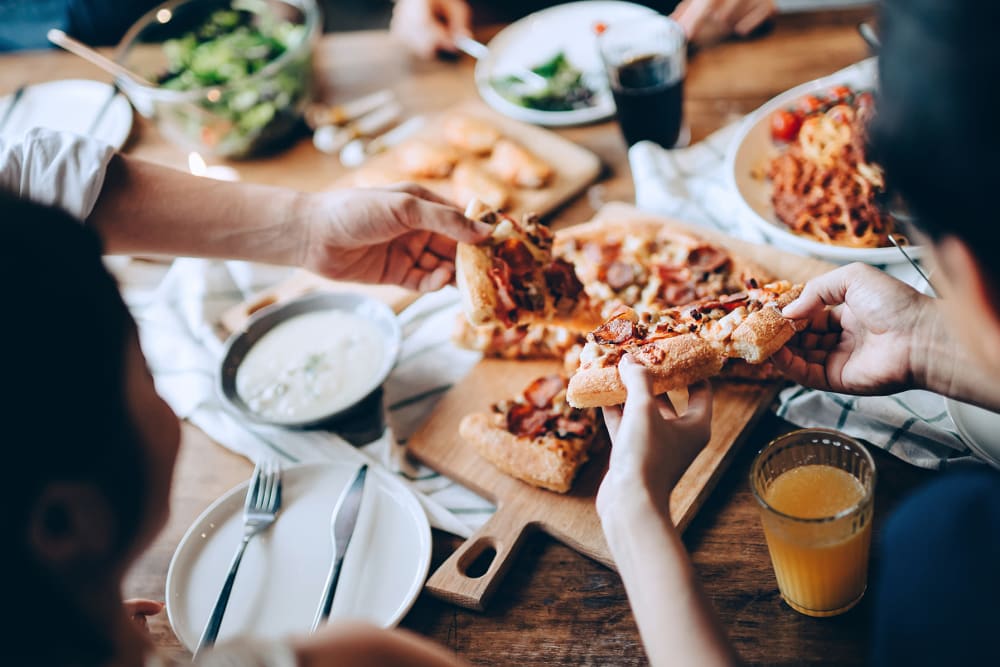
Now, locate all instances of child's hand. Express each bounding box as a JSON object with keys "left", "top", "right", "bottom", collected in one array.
[
  {"left": 597, "top": 355, "right": 713, "bottom": 516},
  {"left": 124, "top": 599, "right": 164, "bottom": 633}
]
